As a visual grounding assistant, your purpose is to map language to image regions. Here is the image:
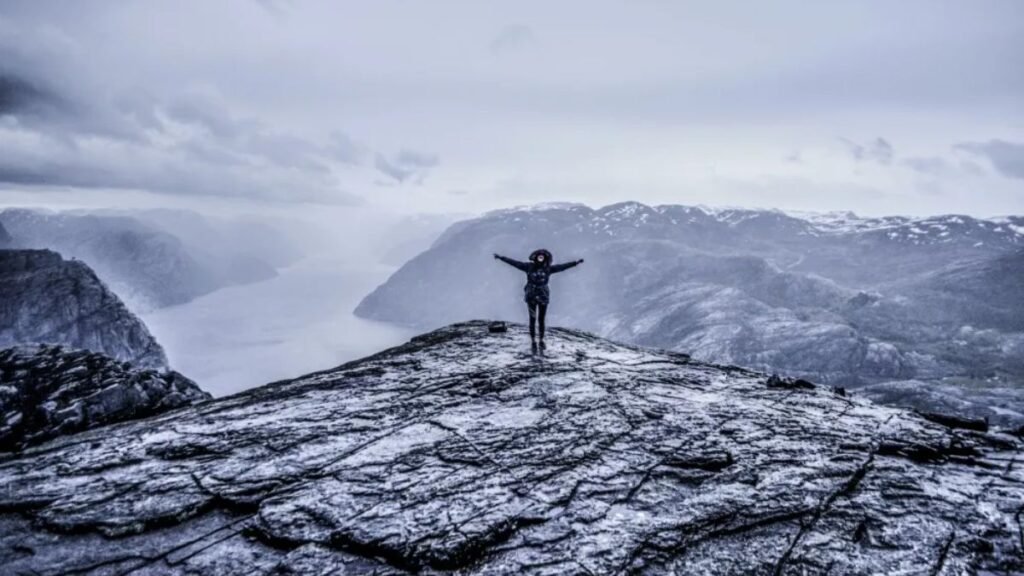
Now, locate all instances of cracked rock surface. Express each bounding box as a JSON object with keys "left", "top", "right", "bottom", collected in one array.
[
  {"left": 1, "top": 321, "right": 1021, "bottom": 575},
  {"left": 0, "top": 344, "right": 210, "bottom": 452}
]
